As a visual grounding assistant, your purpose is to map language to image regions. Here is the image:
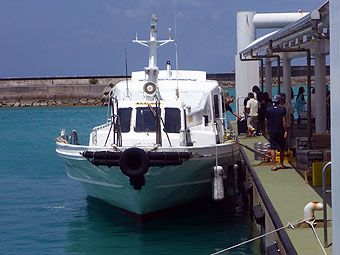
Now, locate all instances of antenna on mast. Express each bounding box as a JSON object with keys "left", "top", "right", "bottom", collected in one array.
[
  {"left": 124, "top": 48, "right": 131, "bottom": 99},
  {"left": 173, "top": 0, "right": 180, "bottom": 99},
  {"left": 133, "top": 14, "right": 174, "bottom": 100}
]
